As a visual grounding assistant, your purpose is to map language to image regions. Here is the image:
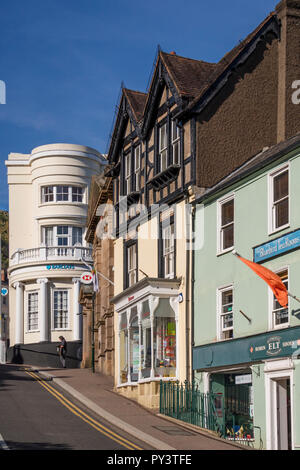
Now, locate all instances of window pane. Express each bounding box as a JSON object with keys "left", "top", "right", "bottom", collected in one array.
[
  {"left": 275, "top": 198, "right": 289, "bottom": 228},
  {"left": 53, "top": 290, "right": 68, "bottom": 329},
  {"left": 72, "top": 187, "right": 83, "bottom": 202},
  {"left": 221, "top": 200, "right": 234, "bottom": 225},
  {"left": 57, "top": 186, "right": 69, "bottom": 201},
  {"left": 274, "top": 171, "right": 288, "bottom": 202},
  {"left": 273, "top": 271, "right": 288, "bottom": 326},
  {"left": 141, "top": 301, "right": 151, "bottom": 379},
  {"left": 222, "top": 224, "right": 234, "bottom": 250},
  {"left": 129, "top": 309, "right": 139, "bottom": 382},
  {"left": 154, "top": 314, "right": 176, "bottom": 378}
]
